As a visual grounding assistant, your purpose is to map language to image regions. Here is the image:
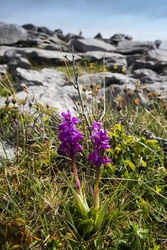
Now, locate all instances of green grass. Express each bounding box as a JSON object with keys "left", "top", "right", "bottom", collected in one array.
[
  {"left": 0, "top": 72, "right": 16, "bottom": 97},
  {"left": 27, "top": 54, "right": 125, "bottom": 76},
  {"left": 0, "top": 63, "right": 167, "bottom": 250}
]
